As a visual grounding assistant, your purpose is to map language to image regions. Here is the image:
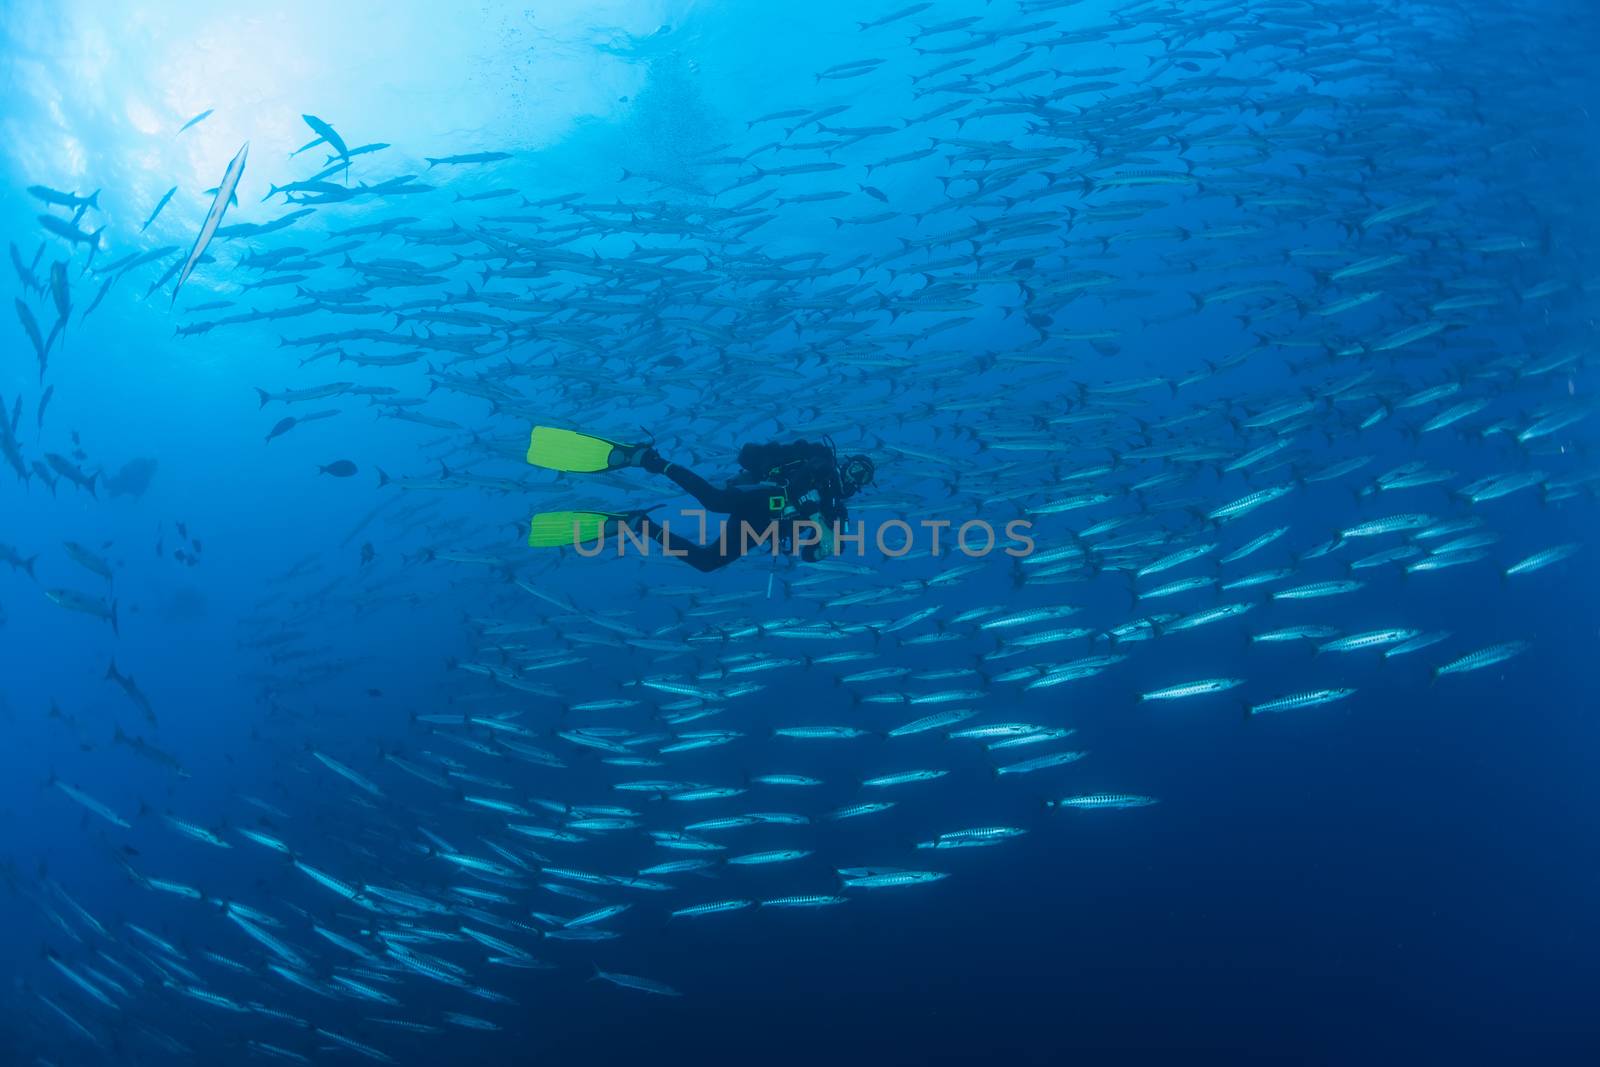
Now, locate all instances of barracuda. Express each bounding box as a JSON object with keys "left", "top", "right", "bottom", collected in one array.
[
  {"left": 1433, "top": 640, "right": 1531, "bottom": 677},
  {"left": 994, "top": 750, "right": 1086, "bottom": 775},
  {"left": 1219, "top": 525, "right": 1290, "bottom": 563},
  {"left": 1047, "top": 794, "right": 1159, "bottom": 810},
  {"left": 672, "top": 899, "right": 754, "bottom": 918},
  {"left": 1317, "top": 629, "right": 1420, "bottom": 653},
  {"left": 1140, "top": 678, "right": 1244, "bottom": 700},
  {"left": 1273, "top": 580, "right": 1364, "bottom": 600},
  {"left": 1248, "top": 689, "right": 1357, "bottom": 715},
  {"left": 916, "top": 827, "right": 1027, "bottom": 849},
  {"left": 862, "top": 769, "right": 948, "bottom": 787},
  {"left": 838, "top": 868, "right": 949, "bottom": 888},
  {"left": 1504, "top": 543, "right": 1579, "bottom": 576}
]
